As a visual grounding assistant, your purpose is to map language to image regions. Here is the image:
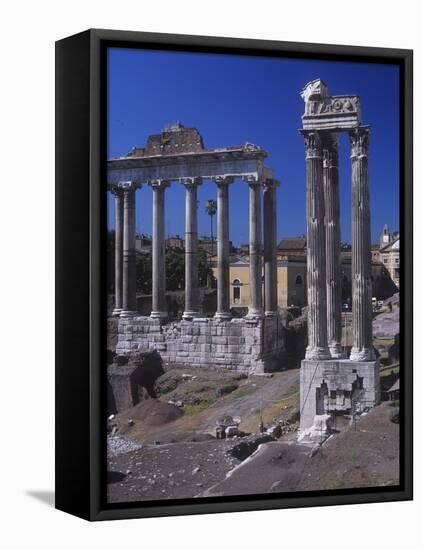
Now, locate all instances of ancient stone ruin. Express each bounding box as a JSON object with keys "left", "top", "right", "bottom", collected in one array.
[
  {"left": 299, "top": 80, "right": 380, "bottom": 431},
  {"left": 108, "top": 123, "right": 286, "bottom": 373}
]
